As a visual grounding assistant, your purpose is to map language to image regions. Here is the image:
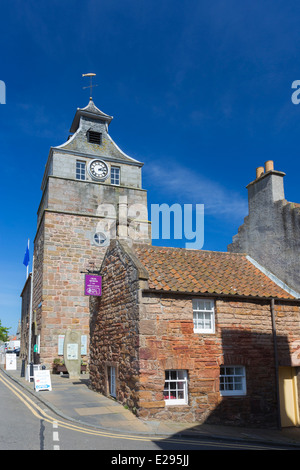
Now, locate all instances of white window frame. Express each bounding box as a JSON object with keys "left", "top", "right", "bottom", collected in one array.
[
  {"left": 193, "top": 299, "right": 215, "bottom": 334},
  {"left": 220, "top": 366, "right": 247, "bottom": 396},
  {"left": 163, "top": 370, "right": 188, "bottom": 405},
  {"left": 111, "top": 166, "right": 120, "bottom": 185},
  {"left": 76, "top": 160, "right": 86, "bottom": 180}
]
